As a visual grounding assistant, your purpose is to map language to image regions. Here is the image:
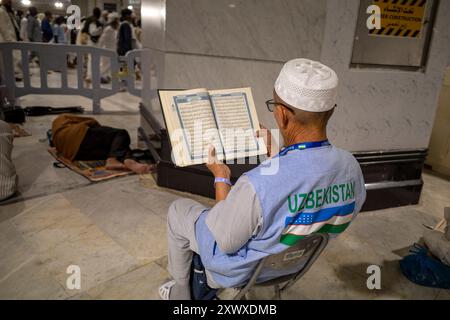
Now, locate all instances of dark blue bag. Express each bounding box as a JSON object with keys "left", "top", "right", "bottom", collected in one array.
[
  {"left": 400, "top": 243, "right": 450, "bottom": 289},
  {"left": 47, "top": 129, "right": 53, "bottom": 147},
  {"left": 190, "top": 253, "right": 219, "bottom": 300}
]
